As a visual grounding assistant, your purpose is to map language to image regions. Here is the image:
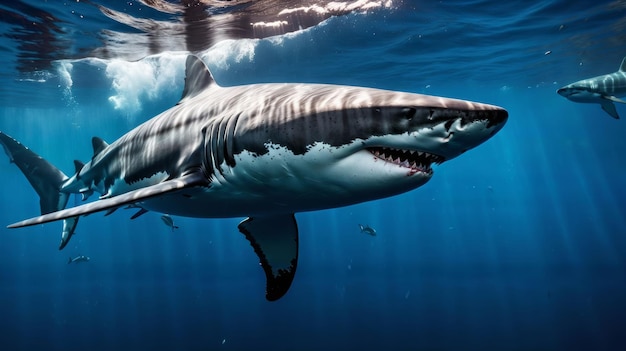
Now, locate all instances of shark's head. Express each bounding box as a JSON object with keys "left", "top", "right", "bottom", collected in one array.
[
  {"left": 557, "top": 80, "right": 602, "bottom": 103},
  {"left": 206, "top": 84, "right": 508, "bottom": 212}
]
